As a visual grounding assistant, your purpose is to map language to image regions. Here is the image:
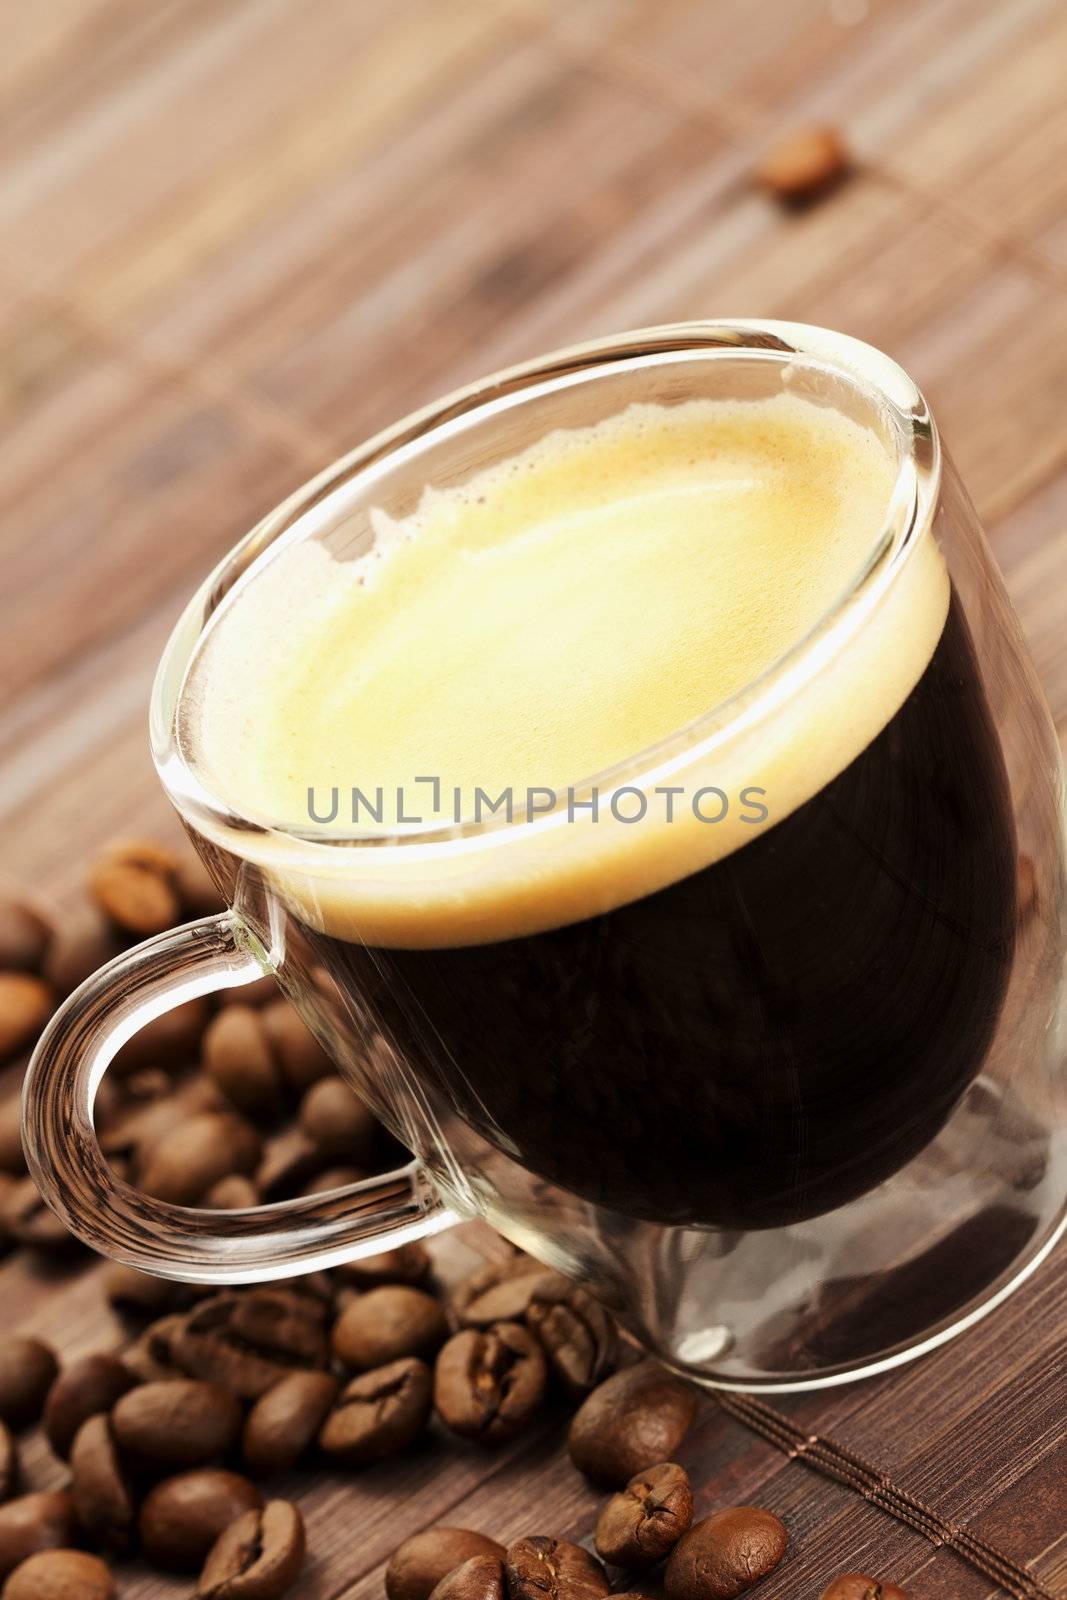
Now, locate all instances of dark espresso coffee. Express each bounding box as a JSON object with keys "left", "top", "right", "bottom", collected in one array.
[
  {"left": 347, "top": 588, "right": 1015, "bottom": 1227},
  {"left": 185, "top": 395, "right": 1016, "bottom": 1229}
]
